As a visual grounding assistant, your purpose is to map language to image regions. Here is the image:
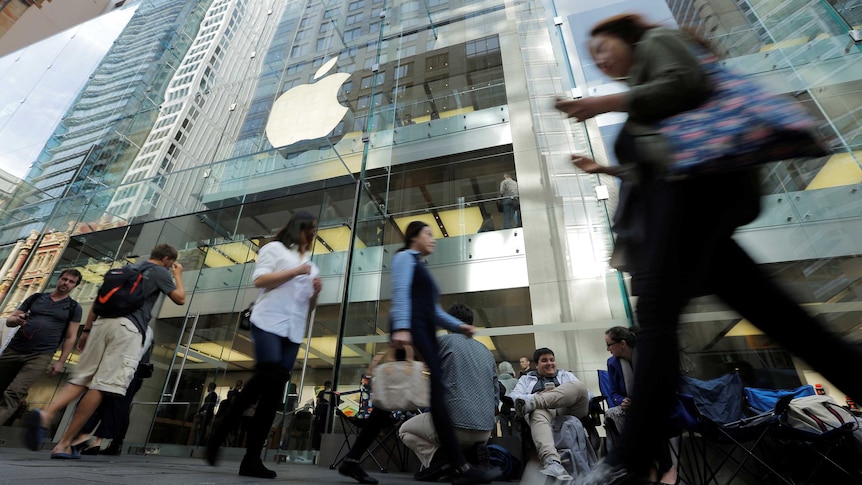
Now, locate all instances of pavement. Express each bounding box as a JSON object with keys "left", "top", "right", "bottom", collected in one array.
[
  {"left": 0, "top": 446, "right": 537, "bottom": 485},
  {"left": 0, "top": 446, "right": 421, "bottom": 485}
]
